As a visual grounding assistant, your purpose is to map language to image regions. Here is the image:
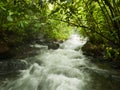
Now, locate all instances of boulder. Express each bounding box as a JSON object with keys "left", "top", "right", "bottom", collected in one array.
[
  {"left": 0, "top": 60, "right": 28, "bottom": 75},
  {"left": 48, "top": 42, "right": 60, "bottom": 50}
]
